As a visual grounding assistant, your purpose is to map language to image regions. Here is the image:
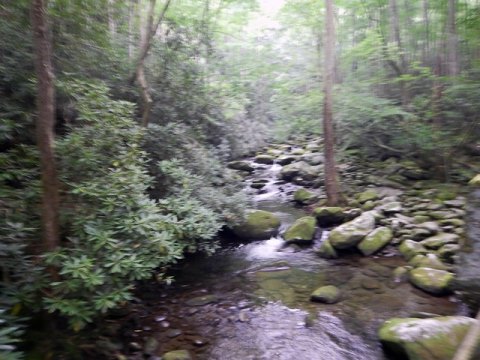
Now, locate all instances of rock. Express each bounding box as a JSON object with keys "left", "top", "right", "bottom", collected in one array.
[
  {"left": 254, "top": 154, "right": 275, "bottom": 164},
  {"left": 313, "top": 207, "right": 346, "bottom": 226},
  {"left": 357, "top": 189, "right": 380, "bottom": 204},
  {"left": 357, "top": 226, "right": 394, "bottom": 256},
  {"left": 227, "top": 160, "right": 254, "bottom": 172},
  {"left": 291, "top": 148, "right": 305, "bottom": 155},
  {"left": 315, "top": 239, "right": 338, "bottom": 259},
  {"left": 302, "top": 153, "right": 324, "bottom": 165},
  {"left": 399, "top": 161, "right": 431, "bottom": 180},
  {"left": 280, "top": 161, "right": 318, "bottom": 181},
  {"left": 185, "top": 294, "right": 219, "bottom": 306},
  {"left": 293, "top": 188, "right": 317, "bottom": 205},
  {"left": 162, "top": 350, "right": 193, "bottom": 360},
  {"left": 439, "top": 218, "right": 465, "bottom": 227},
  {"left": 277, "top": 155, "right": 297, "bottom": 166},
  {"left": 409, "top": 267, "right": 454, "bottom": 295},
  {"left": 380, "top": 201, "right": 403, "bottom": 214},
  {"left": 378, "top": 316, "right": 475, "bottom": 360},
  {"left": 165, "top": 329, "right": 183, "bottom": 338},
  {"left": 420, "top": 233, "right": 459, "bottom": 250},
  {"left": 408, "top": 254, "right": 449, "bottom": 270},
  {"left": 143, "top": 337, "right": 159, "bottom": 355},
  {"left": 232, "top": 210, "right": 281, "bottom": 240},
  {"left": 393, "top": 266, "right": 411, "bottom": 283},
  {"left": 283, "top": 216, "right": 316, "bottom": 244},
  {"left": 328, "top": 211, "right": 376, "bottom": 250},
  {"left": 399, "top": 240, "right": 428, "bottom": 261},
  {"left": 437, "top": 243, "right": 460, "bottom": 263},
  {"left": 310, "top": 285, "right": 341, "bottom": 304},
  {"left": 416, "top": 221, "right": 440, "bottom": 235}
]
